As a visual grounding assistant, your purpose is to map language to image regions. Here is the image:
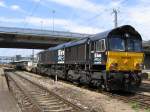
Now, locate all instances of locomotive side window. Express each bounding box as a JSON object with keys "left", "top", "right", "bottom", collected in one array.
[{"left": 95, "top": 39, "right": 105, "bottom": 51}]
